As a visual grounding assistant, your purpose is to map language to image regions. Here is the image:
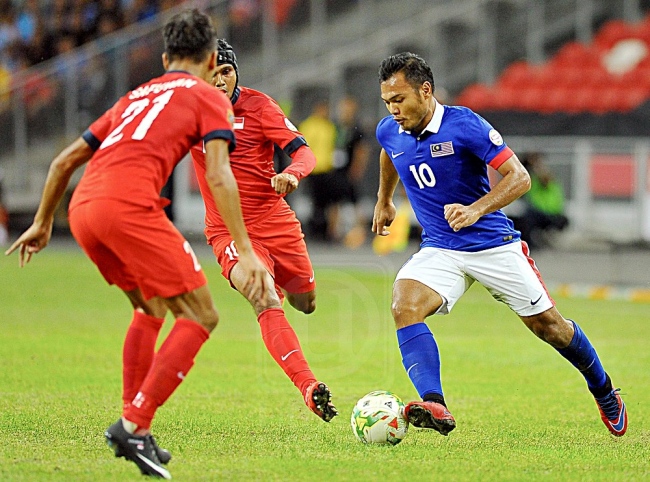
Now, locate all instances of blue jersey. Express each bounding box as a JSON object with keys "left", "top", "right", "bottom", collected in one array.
[{"left": 376, "top": 102, "right": 520, "bottom": 252}]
